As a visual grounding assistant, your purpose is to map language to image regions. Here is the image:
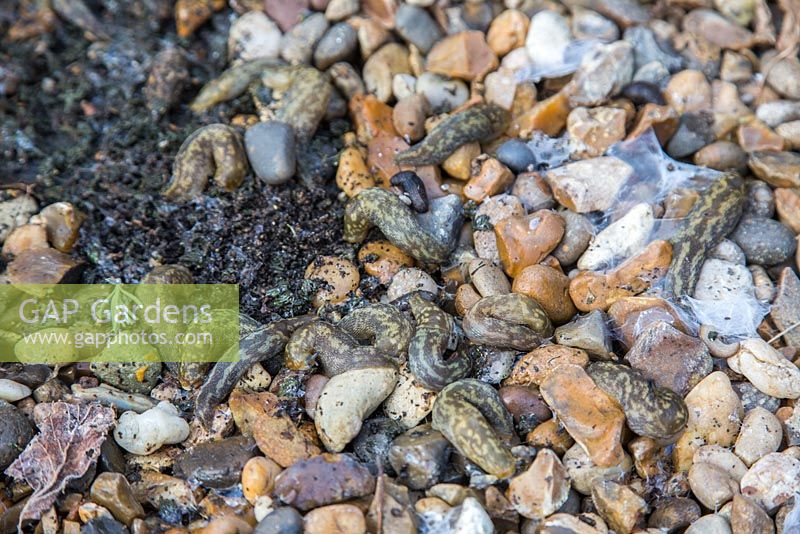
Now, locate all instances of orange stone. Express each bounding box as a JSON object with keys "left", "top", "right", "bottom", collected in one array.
[
  {"left": 454, "top": 283, "right": 481, "bottom": 316},
  {"left": 463, "top": 158, "right": 515, "bottom": 203},
  {"left": 175, "top": 0, "right": 225, "bottom": 38},
  {"left": 229, "top": 390, "right": 280, "bottom": 436},
  {"left": 336, "top": 147, "right": 375, "bottom": 198},
  {"left": 737, "top": 119, "right": 785, "bottom": 152},
  {"left": 349, "top": 94, "right": 397, "bottom": 145},
  {"left": 487, "top": 9, "right": 530, "bottom": 57},
  {"left": 775, "top": 188, "right": 800, "bottom": 234},
  {"left": 426, "top": 31, "right": 499, "bottom": 81},
  {"left": 525, "top": 419, "right": 575, "bottom": 455},
  {"left": 512, "top": 265, "right": 577, "bottom": 323},
  {"left": 357, "top": 240, "right": 414, "bottom": 284},
  {"left": 567, "top": 106, "right": 627, "bottom": 158},
  {"left": 569, "top": 240, "right": 673, "bottom": 312},
  {"left": 607, "top": 296, "right": 690, "bottom": 348},
  {"left": 509, "top": 92, "right": 571, "bottom": 138},
  {"left": 1, "top": 223, "right": 48, "bottom": 258},
  {"left": 442, "top": 142, "right": 481, "bottom": 180},
  {"left": 253, "top": 409, "right": 322, "bottom": 468},
  {"left": 506, "top": 345, "right": 590, "bottom": 387},
  {"left": 495, "top": 210, "right": 566, "bottom": 278},
  {"left": 626, "top": 104, "right": 679, "bottom": 143},
  {"left": 539, "top": 364, "right": 626, "bottom": 467},
  {"left": 362, "top": 0, "right": 398, "bottom": 28}
]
